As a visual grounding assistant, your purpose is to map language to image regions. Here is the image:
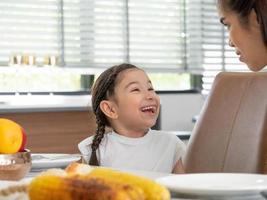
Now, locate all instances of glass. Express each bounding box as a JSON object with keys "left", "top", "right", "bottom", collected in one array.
[
  {"left": 43, "top": 55, "right": 58, "bottom": 66},
  {"left": 22, "top": 54, "right": 36, "bottom": 65},
  {"left": 9, "top": 53, "right": 22, "bottom": 66}
]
